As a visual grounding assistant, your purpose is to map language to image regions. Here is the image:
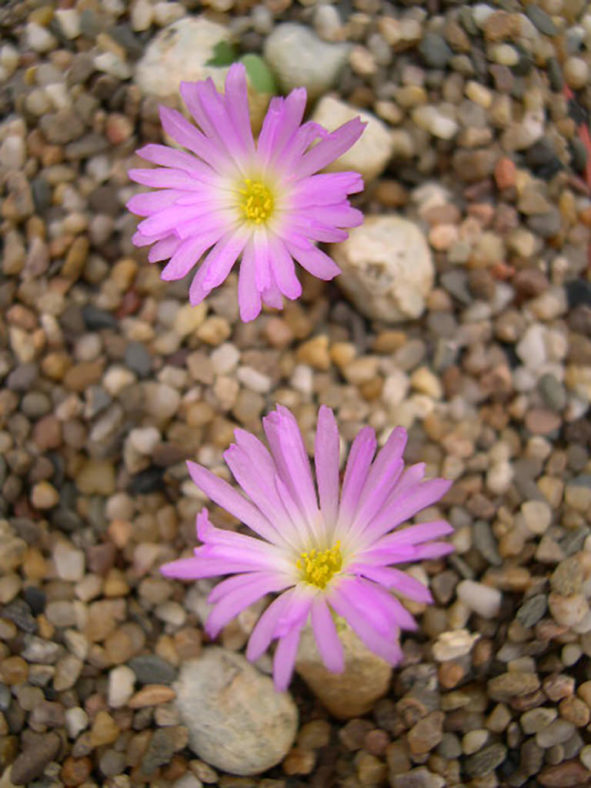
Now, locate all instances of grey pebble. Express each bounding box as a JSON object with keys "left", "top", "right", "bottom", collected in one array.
[
  {"left": 129, "top": 655, "right": 177, "bottom": 685},
  {"left": 538, "top": 374, "right": 567, "bottom": 411},
  {"left": 419, "top": 33, "right": 452, "bottom": 69},
  {"left": 465, "top": 743, "right": 507, "bottom": 777},
  {"left": 516, "top": 594, "right": 547, "bottom": 628},
  {"left": 10, "top": 732, "right": 61, "bottom": 785},
  {"left": 473, "top": 520, "right": 502, "bottom": 567},
  {"left": 125, "top": 342, "right": 152, "bottom": 377}
]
